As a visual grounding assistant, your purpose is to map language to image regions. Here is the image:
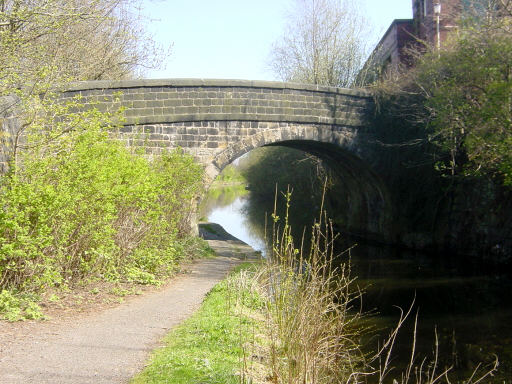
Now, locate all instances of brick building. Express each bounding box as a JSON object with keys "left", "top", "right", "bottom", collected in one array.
[
  {"left": 414, "top": 0, "right": 461, "bottom": 45},
  {"left": 359, "top": 0, "right": 462, "bottom": 84}
]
